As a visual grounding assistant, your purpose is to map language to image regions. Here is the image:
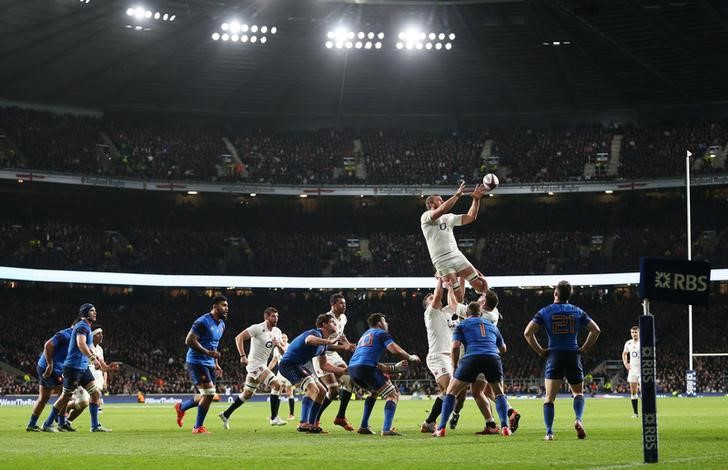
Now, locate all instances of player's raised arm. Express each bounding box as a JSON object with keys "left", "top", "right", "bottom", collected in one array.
[
  {"left": 460, "top": 184, "right": 486, "bottom": 225},
  {"left": 431, "top": 278, "right": 444, "bottom": 310},
  {"left": 523, "top": 320, "right": 548, "bottom": 358},
  {"left": 578, "top": 319, "right": 601, "bottom": 354},
  {"left": 428, "top": 182, "right": 465, "bottom": 220}
]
